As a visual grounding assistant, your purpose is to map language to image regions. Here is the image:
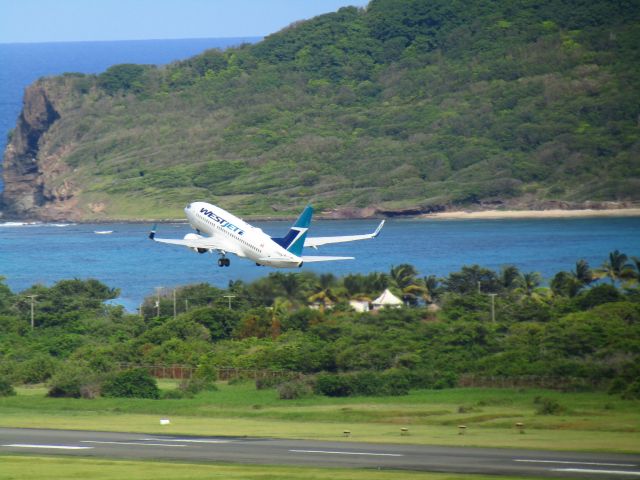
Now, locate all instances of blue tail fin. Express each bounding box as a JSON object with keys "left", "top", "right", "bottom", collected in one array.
[{"left": 273, "top": 206, "right": 313, "bottom": 256}]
